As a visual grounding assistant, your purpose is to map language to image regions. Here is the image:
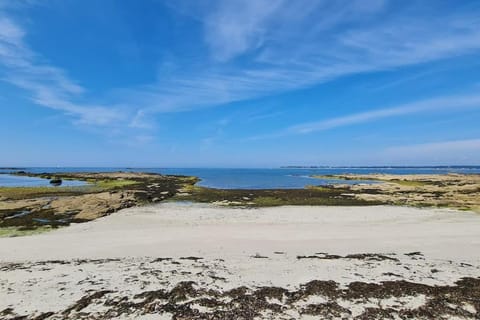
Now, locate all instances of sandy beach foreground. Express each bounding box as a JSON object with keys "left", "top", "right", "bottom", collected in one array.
[{"left": 1, "top": 203, "right": 480, "bottom": 319}]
